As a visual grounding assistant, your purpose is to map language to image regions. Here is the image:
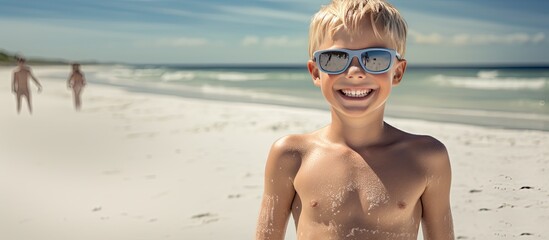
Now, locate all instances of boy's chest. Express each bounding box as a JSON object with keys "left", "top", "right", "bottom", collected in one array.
[{"left": 293, "top": 147, "right": 426, "bottom": 221}]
